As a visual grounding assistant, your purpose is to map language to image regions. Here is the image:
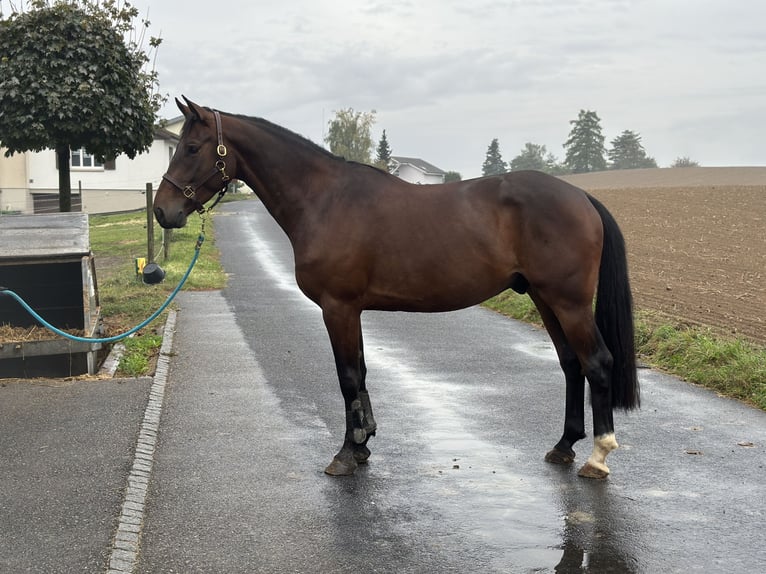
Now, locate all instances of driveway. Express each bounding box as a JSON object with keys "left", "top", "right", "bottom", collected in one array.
[{"left": 136, "top": 200, "right": 766, "bottom": 573}]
